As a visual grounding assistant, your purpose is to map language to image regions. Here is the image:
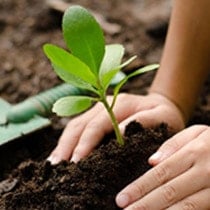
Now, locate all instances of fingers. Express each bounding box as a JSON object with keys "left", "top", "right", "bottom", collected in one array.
[
  {"left": 116, "top": 126, "right": 210, "bottom": 209},
  {"left": 47, "top": 119, "right": 85, "bottom": 164},
  {"left": 48, "top": 102, "right": 105, "bottom": 164},
  {"left": 149, "top": 125, "right": 209, "bottom": 165},
  {"left": 122, "top": 168, "right": 203, "bottom": 210},
  {"left": 166, "top": 188, "right": 210, "bottom": 210},
  {"left": 119, "top": 102, "right": 185, "bottom": 134},
  {"left": 70, "top": 110, "right": 113, "bottom": 162},
  {"left": 116, "top": 144, "right": 194, "bottom": 208}
]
